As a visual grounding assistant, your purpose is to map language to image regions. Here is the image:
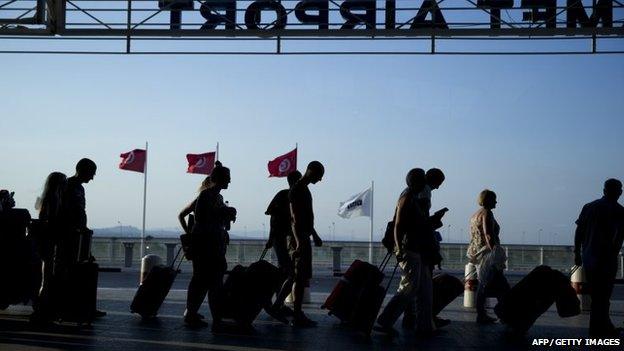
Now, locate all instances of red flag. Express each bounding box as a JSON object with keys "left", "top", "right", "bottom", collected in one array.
[
  {"left": 119, "top": 149, "right": 146, "bottom": 173},
  {"left": 268, "top": 148, "right": 297, "bottom": 177},
  {"left": 186, "top": 152, "right": 216, "bottom": 175}
]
